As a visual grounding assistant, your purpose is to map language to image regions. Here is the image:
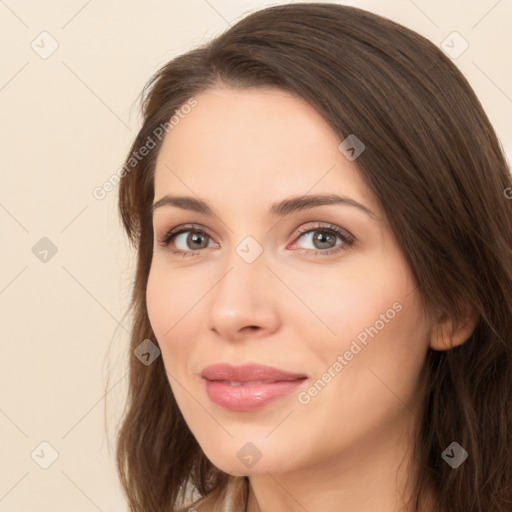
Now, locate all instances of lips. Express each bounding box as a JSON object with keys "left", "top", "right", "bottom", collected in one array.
[
  {"left": 200, "top": 362, "right": 307, "bottom": 383},
  {"left": 200, "top": 363, "right": 308, "bottom": 411}
]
